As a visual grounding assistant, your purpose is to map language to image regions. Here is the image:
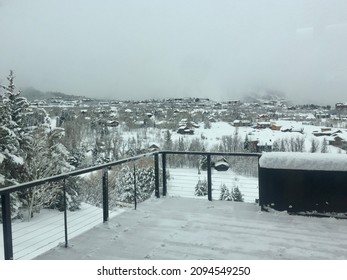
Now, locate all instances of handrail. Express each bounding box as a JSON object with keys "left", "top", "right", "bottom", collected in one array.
[
  {"left": 0, "top": 152, "right": 157, "bottom": 195},
  {"left": 160, "top": 150, "right": 262, "bottom": 157}
]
